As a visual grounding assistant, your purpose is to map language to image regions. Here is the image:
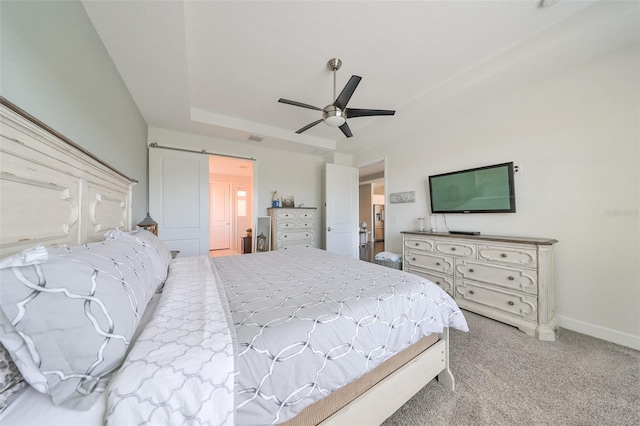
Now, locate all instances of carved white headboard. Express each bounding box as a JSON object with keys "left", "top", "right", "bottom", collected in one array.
[{"left": 0, "top": 98, "right": 136, "bottom": 257}]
